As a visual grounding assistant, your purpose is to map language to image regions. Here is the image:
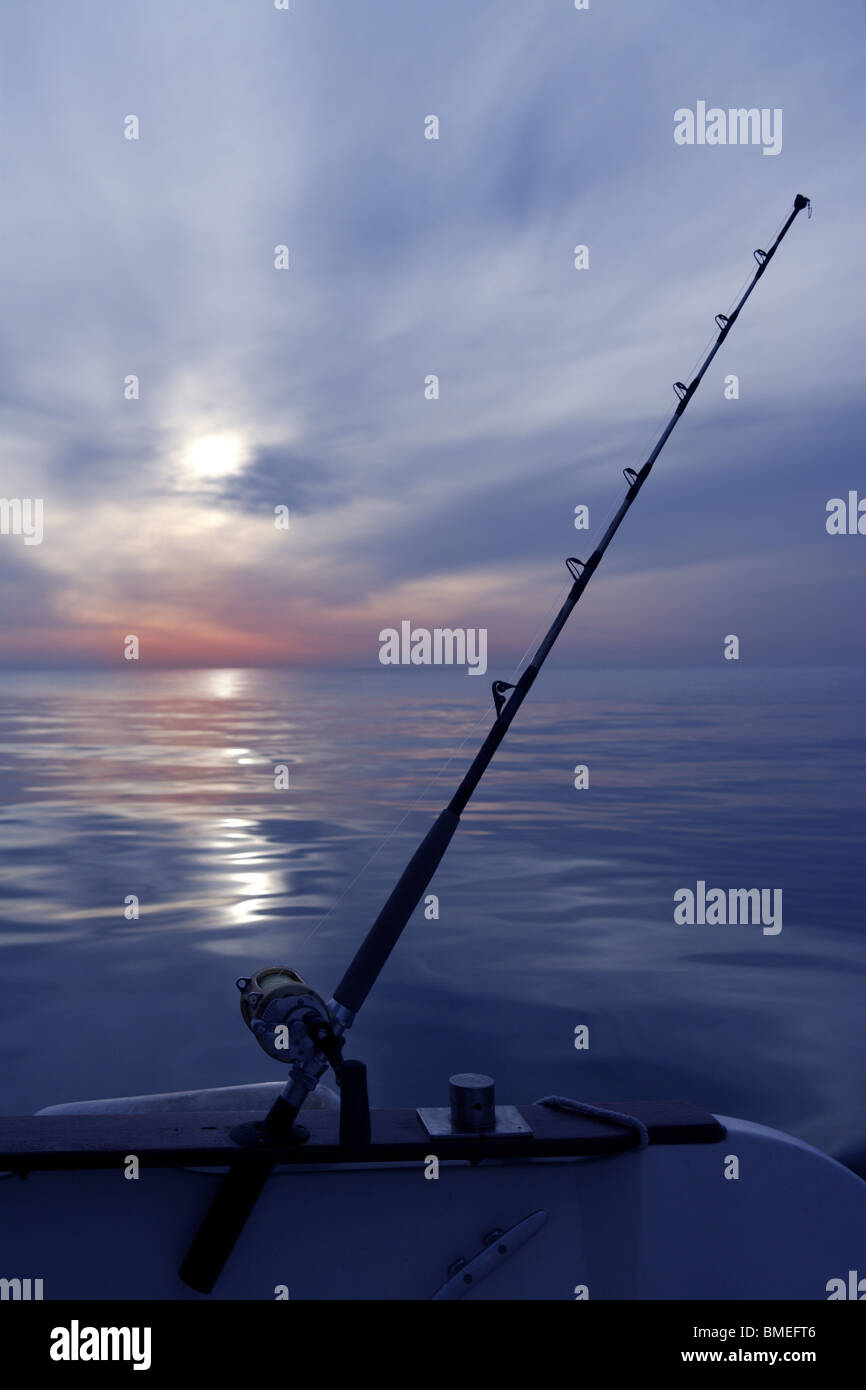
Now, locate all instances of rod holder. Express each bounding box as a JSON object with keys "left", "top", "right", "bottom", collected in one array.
[{"left": 450, "top": 1073, "right": 496, "bottom": 1131}]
